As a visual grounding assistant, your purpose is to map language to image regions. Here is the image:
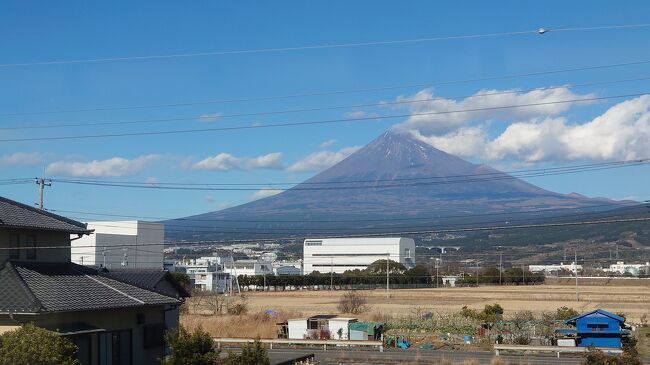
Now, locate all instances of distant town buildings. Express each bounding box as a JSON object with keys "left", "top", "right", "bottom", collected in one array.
[
  {"left": 71, "top": 221, "right": 164, "bottom": 269},
  {"left": 603, "top": 261, "right": 650, "bottom": 276},
  {"left": 303, "top": 237, "right": 416, "bottom": 274},
  {"left": 528, "top": 262, "right": 582, "bottom": 274}
]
